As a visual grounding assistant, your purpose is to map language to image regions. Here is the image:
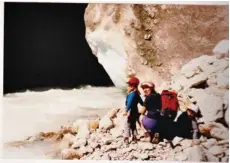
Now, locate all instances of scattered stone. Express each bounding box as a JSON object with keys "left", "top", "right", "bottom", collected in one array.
[
  {"left": 175, "top": 151, "right": 187, "bottom": 161},
  {"left": 209, "top": 145, "right": 225, "bottom": 156},
  {"left": 184, "top": 146, "right": 207, "bottom": 161},
  {"left": 180, "top": 139, "right": 192, "bottom": 149},
  {"left": 155, "top": 61, "right": 163, "bottom": 66},
  {"left": 222, "top": 156, "right": 229, "bottom": 162},
  {"left": 71, "top": 139, "right": 87, "bottom": 149},
  {"left": 139, "top": 153, "right": 149, "bottom": 160},
  {"left": 216, "top": 72, "right": 229, "bottom": 89},
  {"left": 89, "top": 119, "right": 100, "bottom": 131},
  {"left": 158, "top": 142, "right": 166, "bottom": 147},
  {"left": 137, "top": 142, "right": 154, "bottom": 150},
  {"left": 174, "top": 146, "right": 183, "bottom": 153},
  {"left": 76, "top": 121, "right": 90, "bottom": 139},
  {"left": 144, "top": 60, "right": 148, "bottom": 65},
  {"left": 99, "top": 115, "right": 114, "bottom": 131},
  {"left": 217, "top": 140, "right": 229, "bottom": 145},
  {"left": 210, "top": 123, "right": 229, "bottom": 140},
  {"left": 101, "top": 153, "right": 111, "bottom": 160},
  {"left": 110, "top": 127, "right": 122, "bottom": 138},
  {"left": 61, "top": 149, "right": 82, "bottom": 160},
  {"left": 107, "top": 108, "right": 119, "bottom": 119},
  {"left": 204, "top": 150, "right": 219, "bottom": 162},
  {"left": 89, "top": 142, "right": 100, "bottom": 149},
  {"left": 78, "top": 146, "right": 94, "bottom": 154},
  {"left": 172, "top": 137, "right": 184, "bottom": 146},
  {"left": 202, "top": 138, "right": 217, "bottom": 149},
  {"left": 60, "top": 133, "right": 76, "bottom": 150},
  {"left": 102, "top": 138, "right": 114, "bottom": 145}
]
